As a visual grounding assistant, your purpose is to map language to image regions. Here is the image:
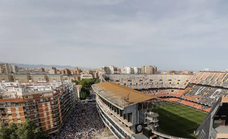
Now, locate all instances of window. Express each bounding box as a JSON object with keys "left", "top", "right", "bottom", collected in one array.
[
  {"left": 49, "top": 93, "right": 52, "bottom": 96},
  {"left": 25, "top": 96, "right": 28, "bottom": 99},
  {"left": 47, "top": 103, "right": 50, "bottom": 105},
  {"left": 15, "top": 108, "right": 19, "bottom": 111},
  {"left": 7, "top": 108, "right": 11, "bottom": 111},
  {"left": 40, "top": 94, "right": 43, "bottom": 97},
  {"left": 46, "top": 126, "right": 49, "bottom": 129},
  {"left": 17, "top": 118, "right": 21, "bottom": 121},
  {"left": 44, "top": 113, "right": 46, "bottom": 115},
  {"left": 8, "top": 114, "right": 12, "bottom": 116}
]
